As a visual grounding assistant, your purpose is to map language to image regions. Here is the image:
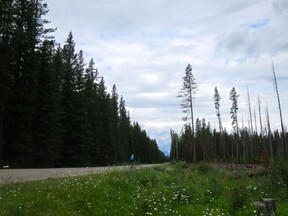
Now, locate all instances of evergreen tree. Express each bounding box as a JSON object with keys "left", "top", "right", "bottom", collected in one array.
[
  {"left": 214, "top": 86, "right": 228, "bottom": 161},
  {"left": 177, "top": 63, "right": 198, "bottom": 163},
  {"left": 33, "top": 40, "right": 62, "bottom": 167},
  {"left": 111, "top": 85, "right": 121, "bottom": 162},
  {"left": 0, "top": 1, "right": 165, "bottom": 167},
  {"left": 0, "top": 0, "right": 14, "bottom": 166},
  {"left": 4, "top": 0, "right": 53, "bottom": 167},
  {"left": 119, "top": 96, "right": 131, "bottom": 161},
  {"left": 61, "top": 32, "right": 86, "bottom": 166},
  {"left": 96, "top": 78, "right": 115, "bottom": 165},
  {"left": 83, "top": 58, "right": 98, "bottom": 166},
  {"left": 177, "top": 64, "right": 198, "bottom": 132},
  {"left": 229, "top": 87, "right": 240, "bottom": 162},
  {"left": 169, "top": 129, "right": 179, "bottom": 161}
]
